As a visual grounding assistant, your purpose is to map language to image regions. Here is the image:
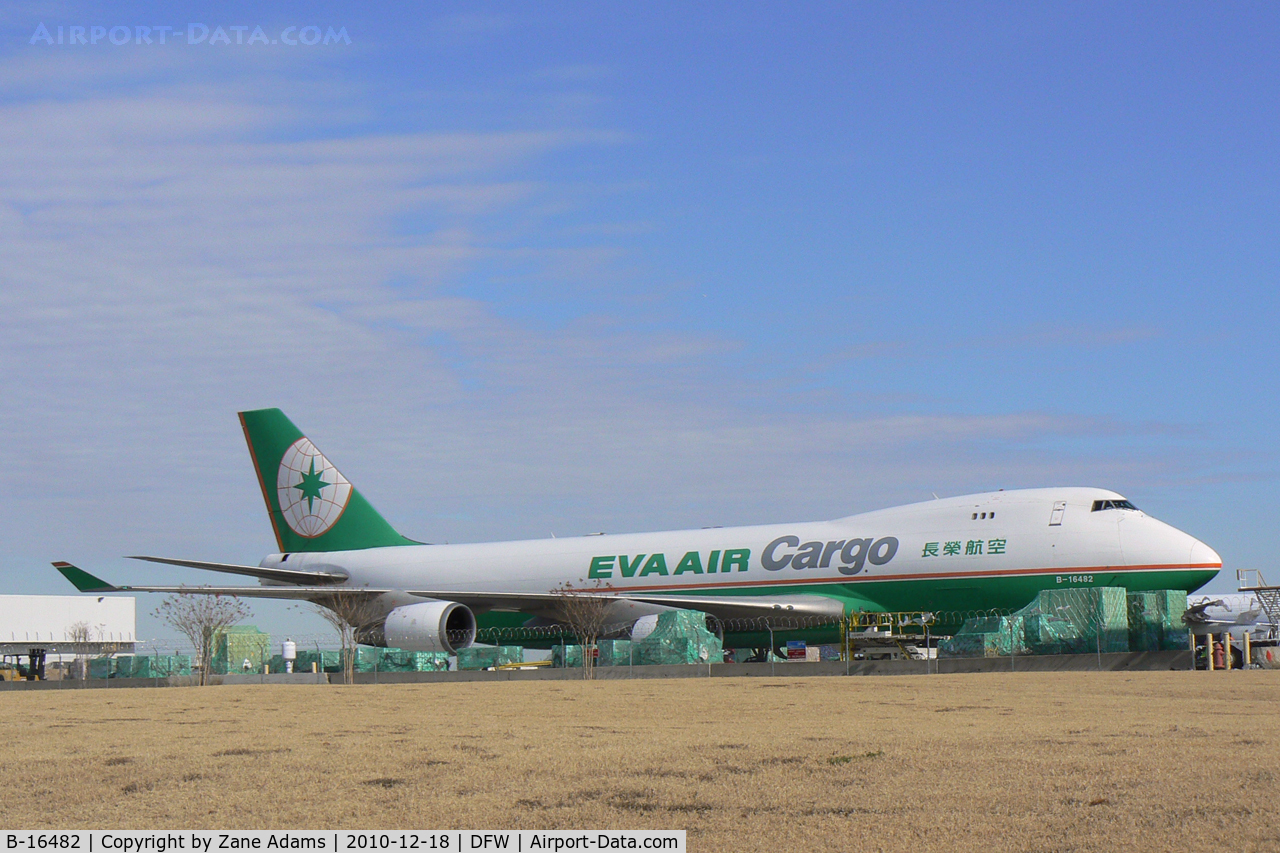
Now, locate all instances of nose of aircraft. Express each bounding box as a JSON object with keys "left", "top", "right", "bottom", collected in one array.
[{"left": 1190, "top": 537, "right": 1222, "bottom": 568}]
